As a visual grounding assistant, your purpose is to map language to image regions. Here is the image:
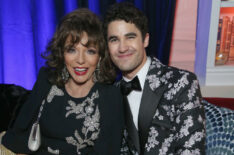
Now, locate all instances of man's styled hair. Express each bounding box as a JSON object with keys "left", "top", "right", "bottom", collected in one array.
[{"left": 103, "top": 2, "right": 148, "bottom": 41}]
